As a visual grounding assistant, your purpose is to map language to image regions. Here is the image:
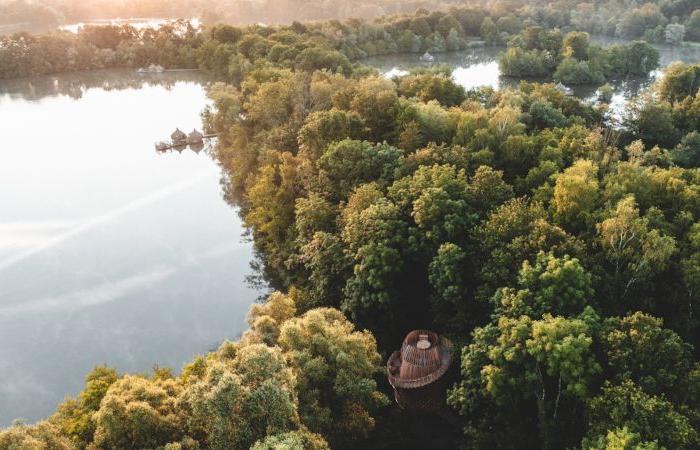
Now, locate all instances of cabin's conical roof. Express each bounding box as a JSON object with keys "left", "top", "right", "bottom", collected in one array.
[
  {"left": 387, "top": 330, "right": 453, "bottom": 389},
  {"left": 171, "top": 128, "right": 186, "bottom": 140}
]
